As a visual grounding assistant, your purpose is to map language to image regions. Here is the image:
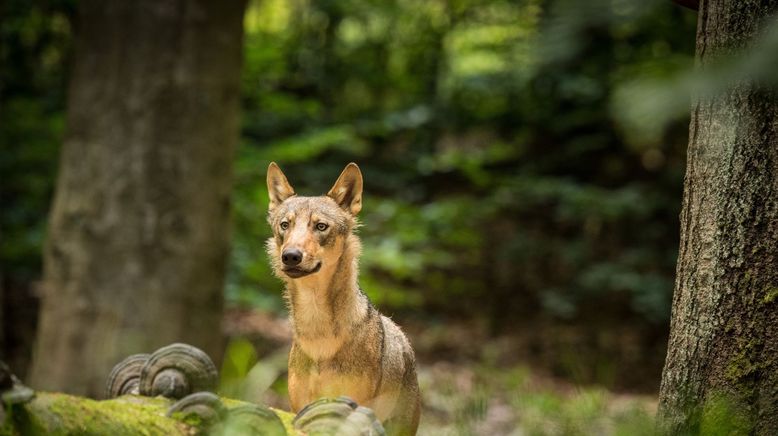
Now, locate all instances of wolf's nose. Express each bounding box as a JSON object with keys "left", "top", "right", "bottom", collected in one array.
[{"left": 281, "top": 248, "right": 303, "bottom": 266}]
